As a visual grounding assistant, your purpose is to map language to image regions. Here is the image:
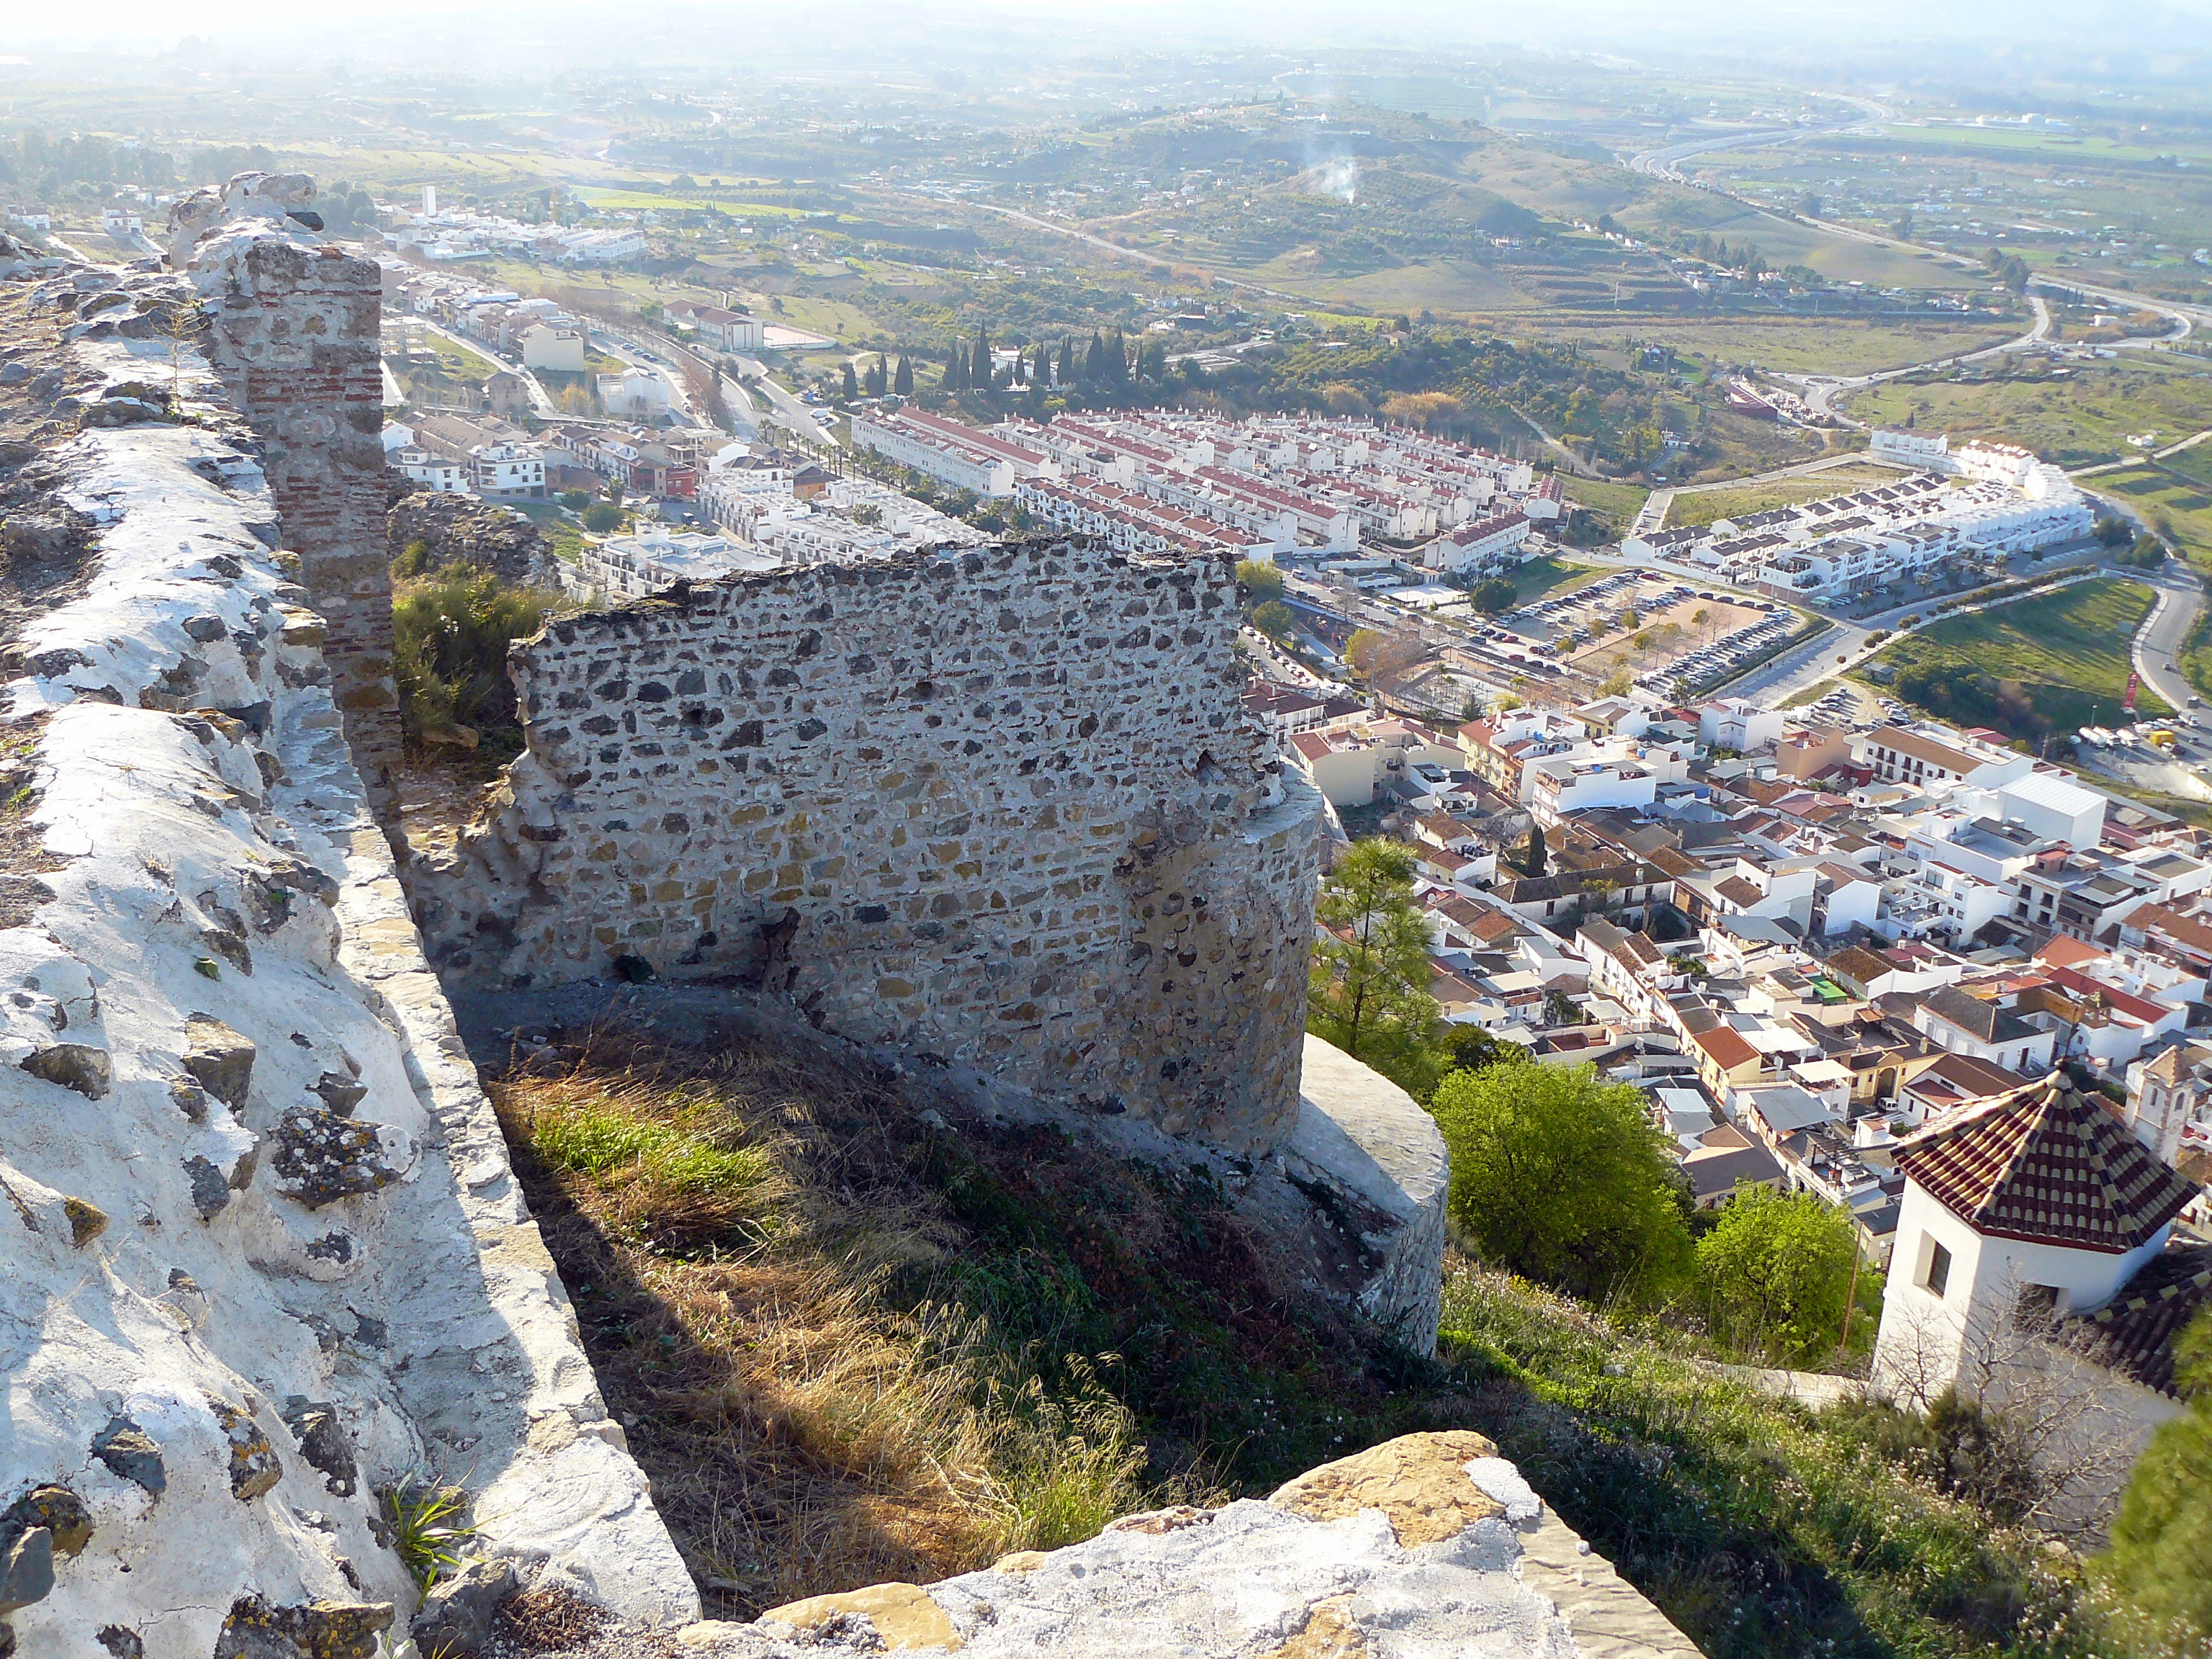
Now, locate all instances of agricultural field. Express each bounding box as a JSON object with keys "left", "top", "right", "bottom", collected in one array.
[
  {"left": 1666, "top": 462, "right": 1900, "bottom": 529},
  {"left": 1861, "top": 577, "right": 2170, "bottom": 743},
  {"left": 1844, "top": 356, "right": 2212, "bottom": 470},
  {"left": 1524, "top": 314, "right": 2023, "bottom": 377}
]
